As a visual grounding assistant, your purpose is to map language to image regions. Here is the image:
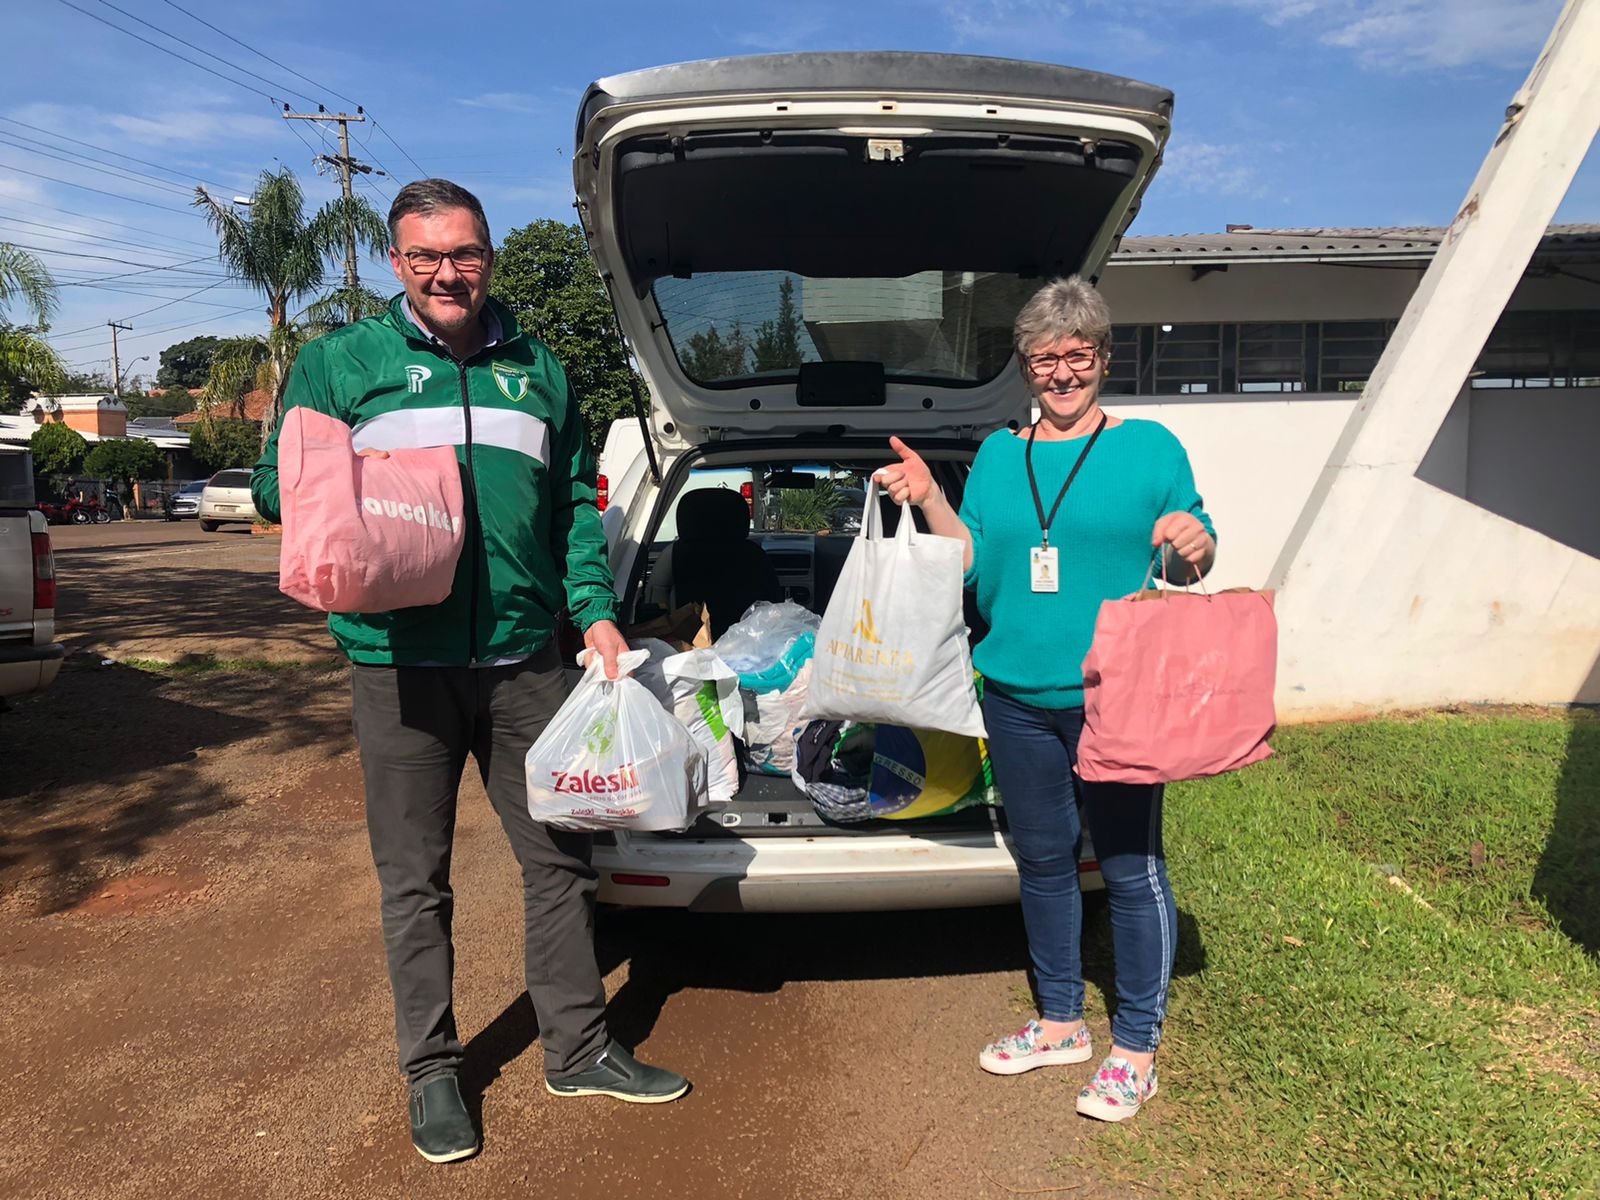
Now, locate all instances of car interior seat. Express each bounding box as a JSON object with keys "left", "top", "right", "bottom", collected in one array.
[{"left": 669, "top": 487, "right": 785, "bottom": 639}]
